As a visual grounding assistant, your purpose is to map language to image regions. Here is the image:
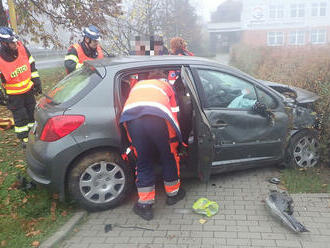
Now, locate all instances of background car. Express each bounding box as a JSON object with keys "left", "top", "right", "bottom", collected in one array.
[{"left": 26, "top": 56, "right": 320, "bottom": 211}]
